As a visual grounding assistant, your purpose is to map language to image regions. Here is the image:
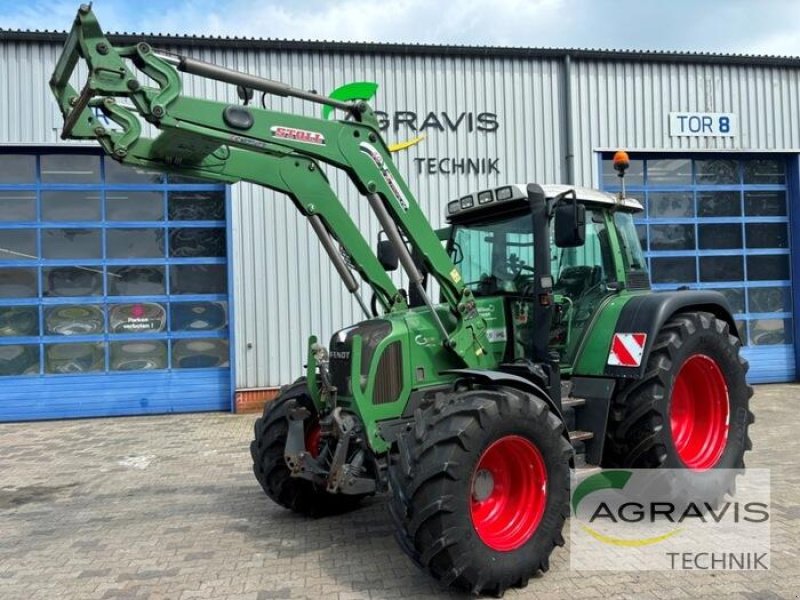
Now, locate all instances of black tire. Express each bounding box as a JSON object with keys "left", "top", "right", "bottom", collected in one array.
[
  {"left": 388, "top": 386, "right": 571, "bottom": 596},
  {"left": 604, "top": 311, "right": 754, "bottom": 495},
  {"left": 250, "top": 380, "right": 364, "bottom": 517}
]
